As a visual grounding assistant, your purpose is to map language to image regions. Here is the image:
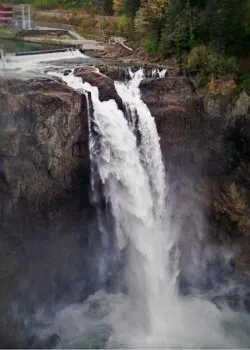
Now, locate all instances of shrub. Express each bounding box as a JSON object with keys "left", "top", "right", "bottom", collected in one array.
[
  {"left": 33, "top": 0, "right": 60, "bottom": 9},
  {"left": 117, "top": 15, "right": 134, "bottom": 39},
  {"left": 141, "top": 36, "right": 159, "bottom": 54},
  {"left": 186, "top": 45, "right": 208, "bottom": 71},
  {"left": 239, "top": 71, "right": 250, "bottom": 91},
  {"left": 187, "top": 45, "right": 239, "bottom": 78}
]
